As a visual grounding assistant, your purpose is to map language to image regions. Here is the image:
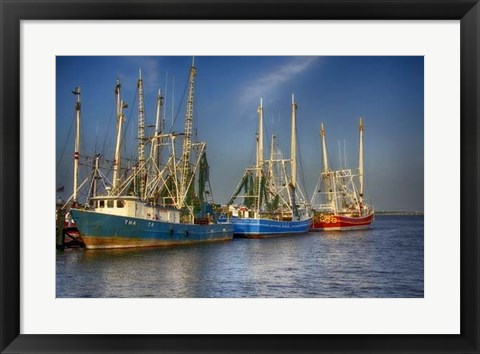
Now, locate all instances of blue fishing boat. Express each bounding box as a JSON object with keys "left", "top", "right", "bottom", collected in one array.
[
  {"left": 70, "top": 60, "right": 233, "bottom": 249},
  {"left": 71, "top": 197, "right": 232, "bottom": 249},
  {"left": 223, "top": 96, "right": 312, "bottom": 238},
  {"left": 225, "top": 216, "right": 312, "bottom": 238}
]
